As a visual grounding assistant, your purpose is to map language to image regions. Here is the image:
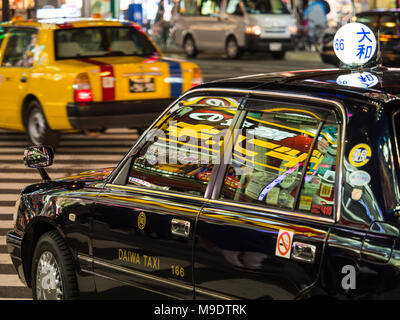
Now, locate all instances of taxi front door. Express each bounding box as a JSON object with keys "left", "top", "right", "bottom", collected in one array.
[
  {"left": 91, "top": 183, "right": 203, "bottom": 299},
  {"left": 0, "top": 27, "right": 36, "bottom": 129},
  {"left": 89, "top": 96, "right": 241, "bottom": 299}
]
